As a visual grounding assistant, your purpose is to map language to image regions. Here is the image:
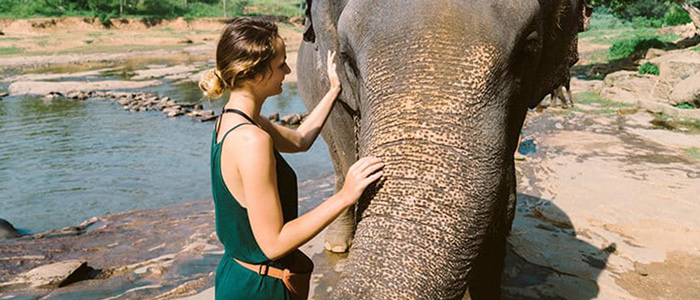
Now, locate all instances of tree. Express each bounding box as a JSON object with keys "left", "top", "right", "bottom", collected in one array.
[{"left": 593, "top": 0, "right": 700, "bottom": 34}]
